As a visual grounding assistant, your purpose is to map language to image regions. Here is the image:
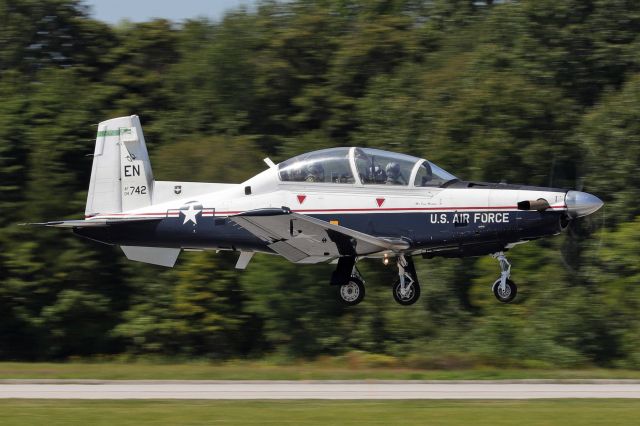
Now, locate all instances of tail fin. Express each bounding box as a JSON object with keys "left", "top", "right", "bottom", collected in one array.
[{"left": 85, "top": 115, "right": 154, "bottom": 217}]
